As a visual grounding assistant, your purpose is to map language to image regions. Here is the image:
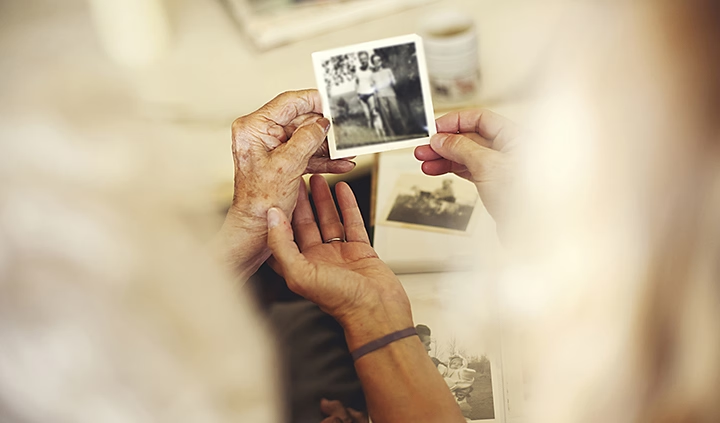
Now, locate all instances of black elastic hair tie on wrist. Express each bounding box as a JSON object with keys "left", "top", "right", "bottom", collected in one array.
[{"left": 350, "top": 327, "right": 418, "bottom": 361}]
